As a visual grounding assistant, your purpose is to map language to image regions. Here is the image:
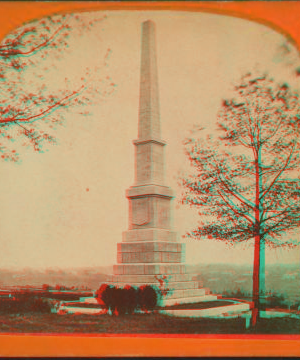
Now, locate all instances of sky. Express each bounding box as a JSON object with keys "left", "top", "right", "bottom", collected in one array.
[{"left": 0, "top": 10, "right": 299, "bottom": 269}]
